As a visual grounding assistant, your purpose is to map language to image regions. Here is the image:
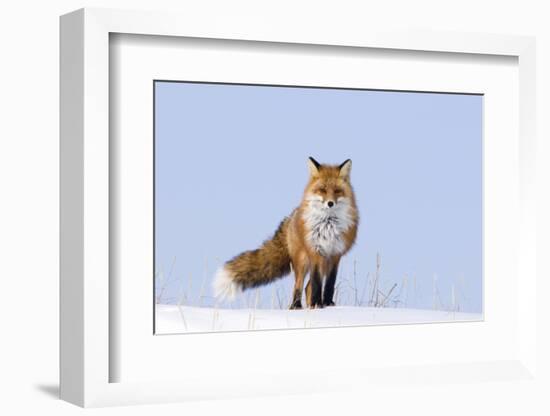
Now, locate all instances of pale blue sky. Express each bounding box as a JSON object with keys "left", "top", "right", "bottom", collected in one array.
[{"left": 154, "top": 81, "right": 482, "bottom": 313}]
